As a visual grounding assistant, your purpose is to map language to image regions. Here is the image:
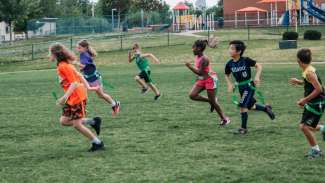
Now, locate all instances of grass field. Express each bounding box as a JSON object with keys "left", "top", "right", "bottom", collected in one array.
[{"left": 1, "top": 34, "right": 325, "bottom": 182}]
